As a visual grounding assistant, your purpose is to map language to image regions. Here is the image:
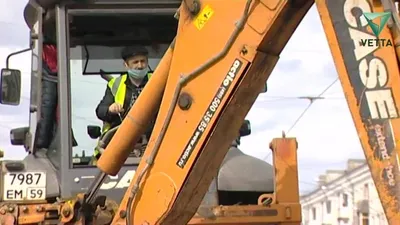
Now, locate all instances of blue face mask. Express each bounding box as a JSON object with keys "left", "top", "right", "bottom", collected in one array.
[{"left": 127, "top": 68, "right": 148, "bottom": 79}]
